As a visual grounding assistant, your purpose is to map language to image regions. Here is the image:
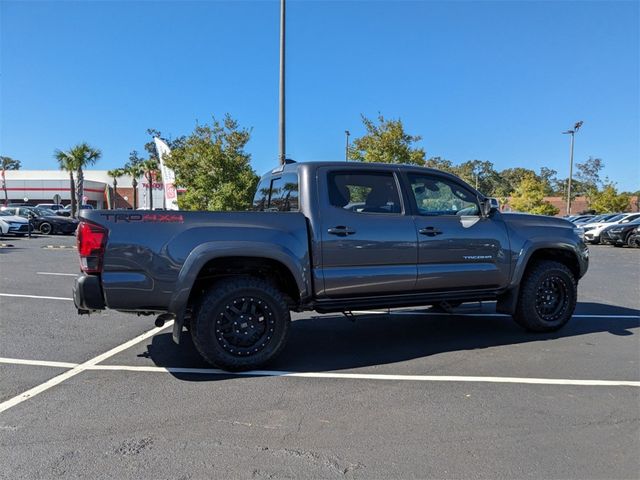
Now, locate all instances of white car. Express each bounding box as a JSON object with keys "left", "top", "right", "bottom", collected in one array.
[
  {"left": 583, "top": 212, "right": 640, "bottom": 244},
  {"left": 0, "top": 210, "right": 30, "bottom": 236}
]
